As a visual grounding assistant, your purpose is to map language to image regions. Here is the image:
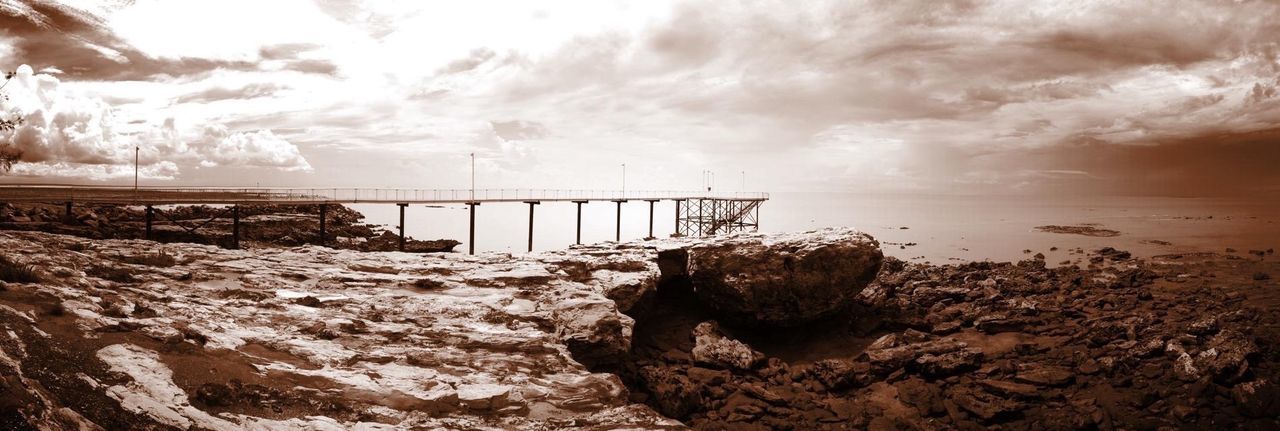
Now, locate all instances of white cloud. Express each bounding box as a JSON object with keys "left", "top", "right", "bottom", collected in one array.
[
  {"left": 0, "top": 65, "right": 313, "bottom": 178},
  {"left": 8, "top": 160, "right": 178, "bottom": 180},
  {"left": 195, "top": 127, "right": 312, "bottom": 172}
]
